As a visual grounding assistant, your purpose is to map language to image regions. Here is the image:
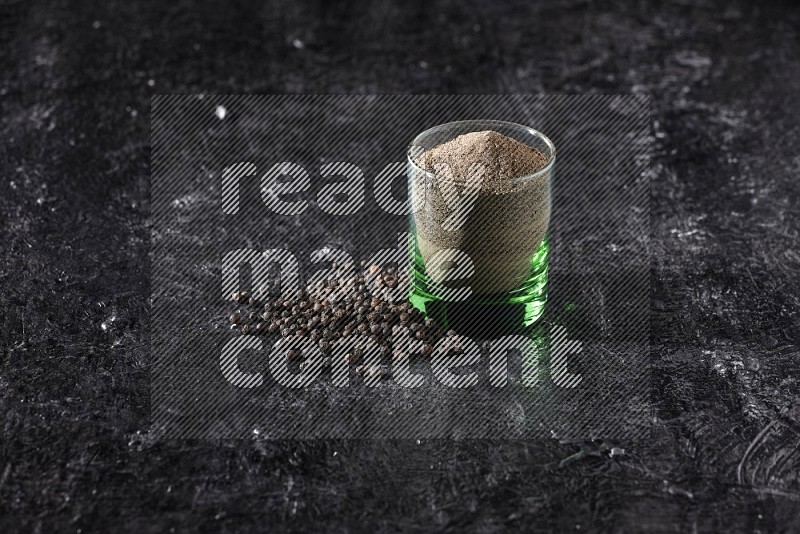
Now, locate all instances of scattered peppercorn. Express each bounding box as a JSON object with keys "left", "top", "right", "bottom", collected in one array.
[{"left": 226, "top": 265, "right": 458, "bottom": 369}]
